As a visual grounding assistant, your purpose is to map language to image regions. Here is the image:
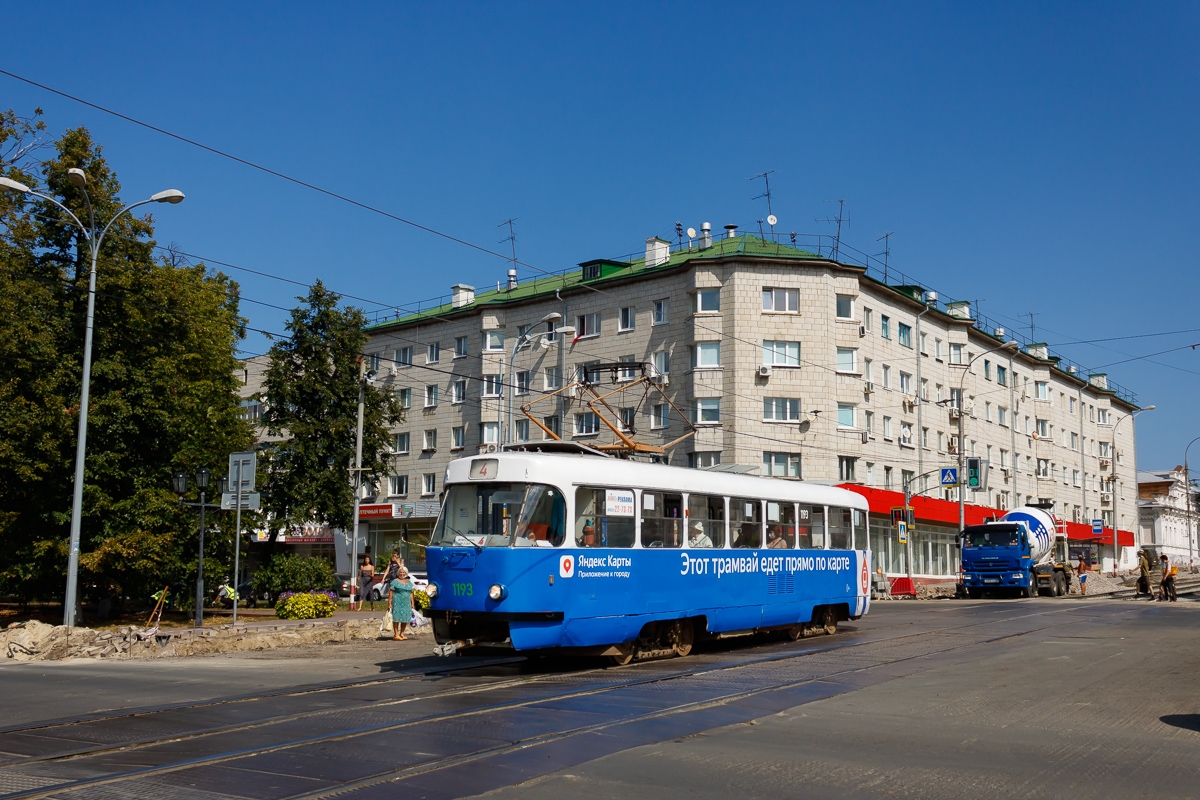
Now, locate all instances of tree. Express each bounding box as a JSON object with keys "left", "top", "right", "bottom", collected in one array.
[
  {"left": 0, "top": 112, "right": 254, "bottom": 605},
  {"left": 260, "top": 282, "right": 403, "bottom": 544}
]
